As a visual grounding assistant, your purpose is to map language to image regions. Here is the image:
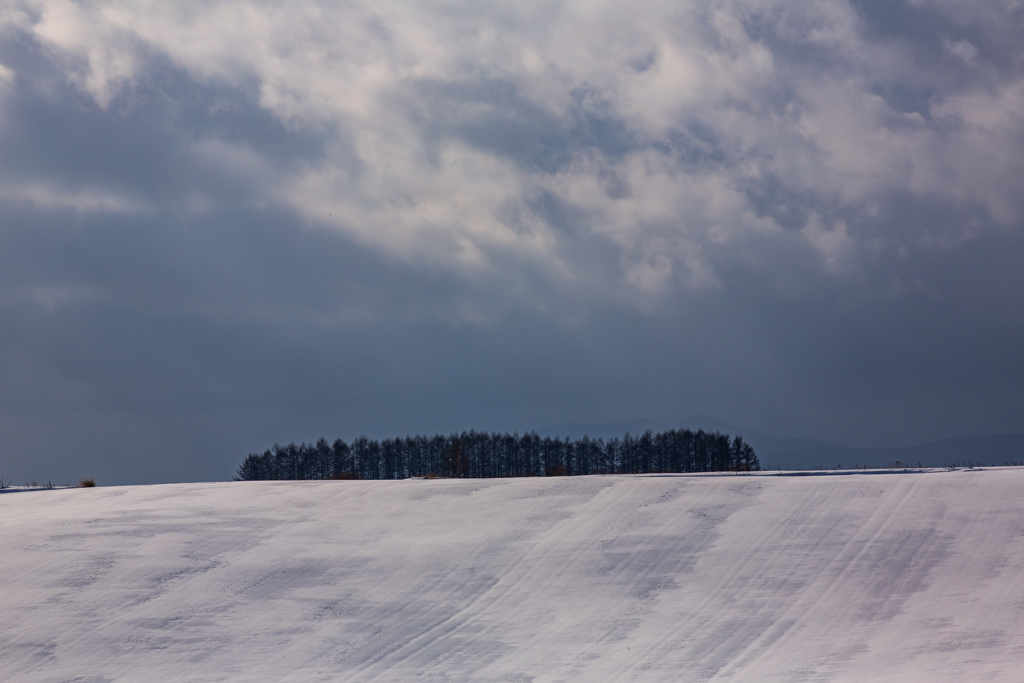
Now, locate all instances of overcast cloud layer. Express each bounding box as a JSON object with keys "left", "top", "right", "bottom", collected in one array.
[{"left": 1, "top": 0, "right": 1023, "bottom": 483}]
